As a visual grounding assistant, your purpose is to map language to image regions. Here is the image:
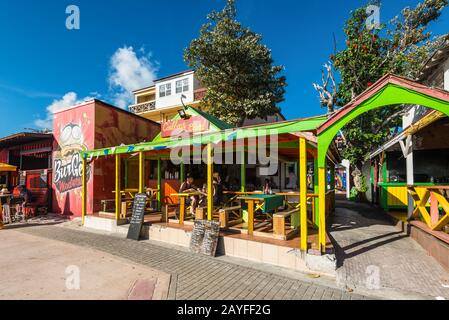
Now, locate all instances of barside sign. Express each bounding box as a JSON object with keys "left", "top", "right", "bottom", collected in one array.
[{"left": 161, "top": 116, "right": 210, "bottom": 138}]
